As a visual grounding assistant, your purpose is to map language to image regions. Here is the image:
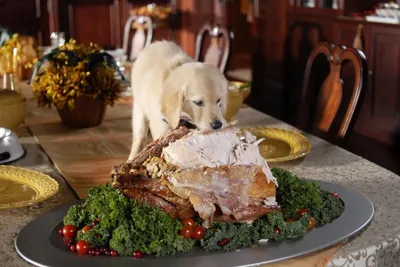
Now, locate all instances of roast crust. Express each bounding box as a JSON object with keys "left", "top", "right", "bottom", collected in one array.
[{"left": 110, "top": 126, "right": 278, "bottom": 226}]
